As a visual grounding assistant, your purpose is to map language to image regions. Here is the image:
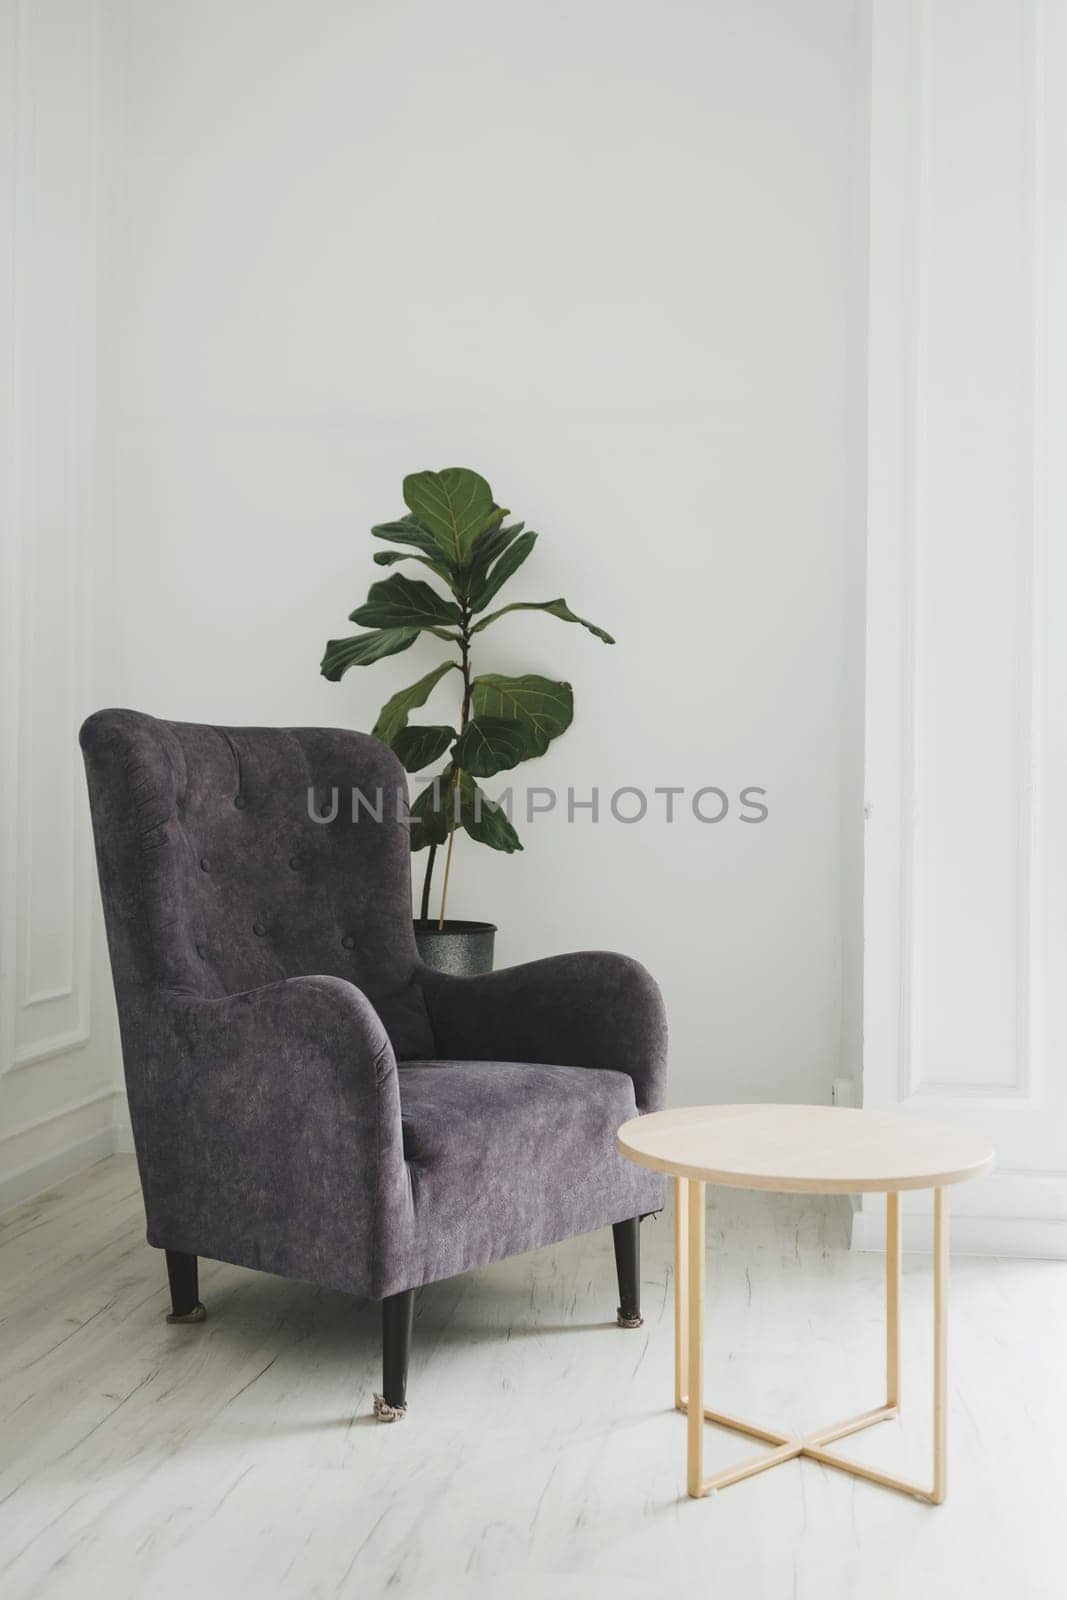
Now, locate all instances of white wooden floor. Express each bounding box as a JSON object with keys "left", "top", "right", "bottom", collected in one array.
[{"left": 1, "top": 1157, "right": 1066, "bottom": 1600}]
